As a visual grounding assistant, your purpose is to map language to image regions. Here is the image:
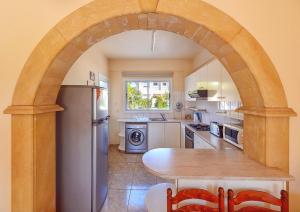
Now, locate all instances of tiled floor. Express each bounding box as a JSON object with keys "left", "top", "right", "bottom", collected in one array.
[{"left": 101, "top": 145, "right": 172, "bottom": 212}]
